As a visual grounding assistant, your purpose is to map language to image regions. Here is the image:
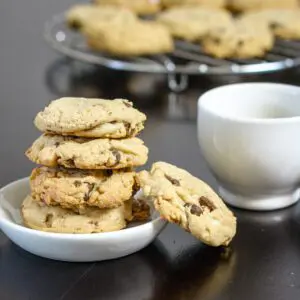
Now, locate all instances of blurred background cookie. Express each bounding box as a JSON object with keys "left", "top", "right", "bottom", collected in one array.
[
  {"left": 201, "top": 19, "right": 274, "bottom": 58},
  {"left": 241, "top": 9, "right": 300, "bottom": 40},
  {"left": 157, "top": 7, "right": 232, "bottom": 42},
  {"left": 66, "top": 4, "right": 137, "bottom": 31},
  {"left": 84, "top": 20, "right": 174, "bottom": 56}
]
